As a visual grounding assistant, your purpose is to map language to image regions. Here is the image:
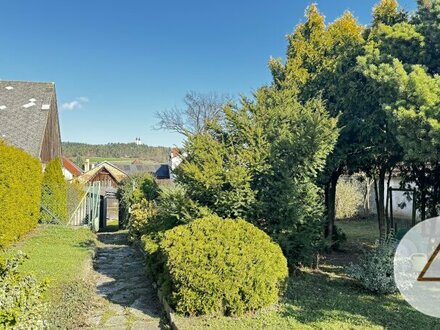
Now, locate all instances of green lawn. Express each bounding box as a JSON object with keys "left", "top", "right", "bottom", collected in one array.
[
  {"left": 2, "top": 225, "right": 95, "bottom": 287},
  {"left": 1, "top": 225, "right": 96, "bottom": 328},
  {"left": 174, "top": 218, "right": 440, "bottom": 330}
]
